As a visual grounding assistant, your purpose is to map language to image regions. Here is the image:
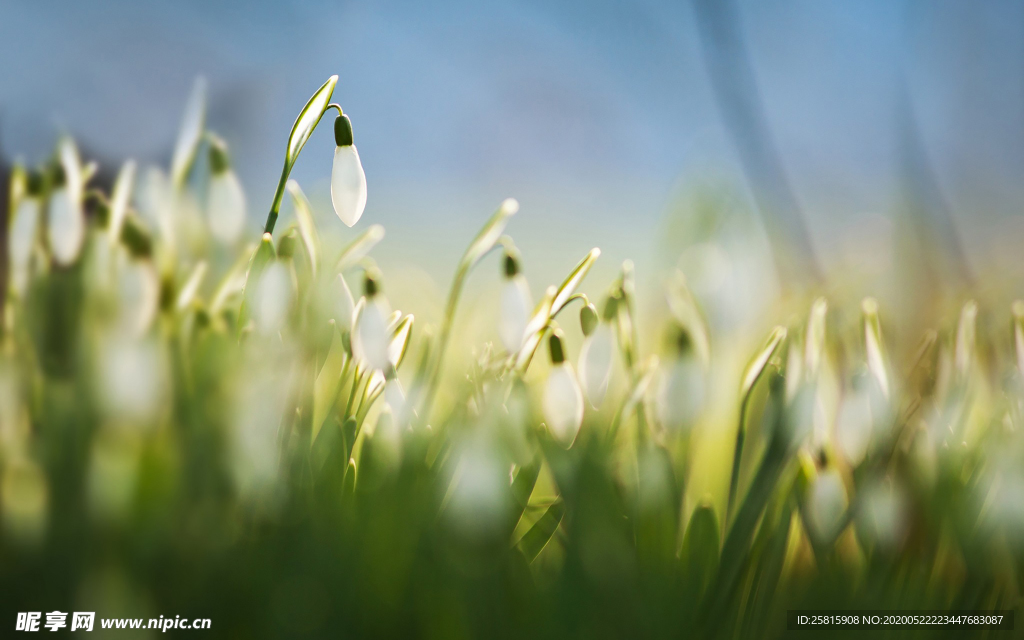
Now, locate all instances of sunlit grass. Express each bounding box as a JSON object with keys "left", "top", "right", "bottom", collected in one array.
[{"left": 2, "top": 76, "right": 1023, "bottom": 638}]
